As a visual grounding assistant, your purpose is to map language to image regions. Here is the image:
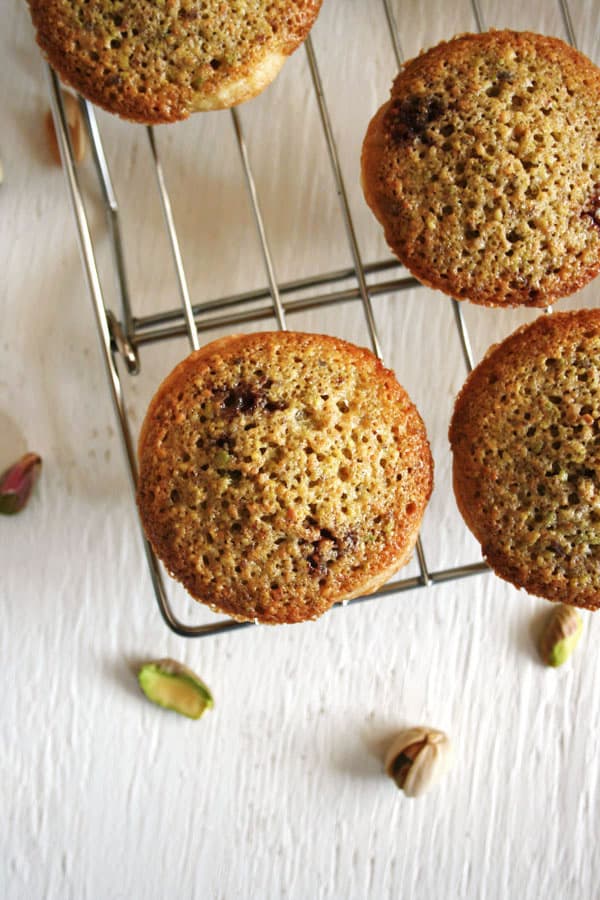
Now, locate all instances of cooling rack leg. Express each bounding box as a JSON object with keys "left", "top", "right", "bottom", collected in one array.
[
  {"left": 79, "top": 99, "right": 139, "bottom": 373},
  {"left": 46, "top": 65, "right": 134, "bottom": 468},
  {"left": 229, "top": 108, "right": 288, "bottom": 331},
  {"left": 381, "top": 0, "right": 405, "bottom": 66},
  {"left": 559, "top": 0, "right": 578, "bottom": 44},
  {"left": 146, "top": 127, "right": 201, "bottom": 352},
  {"left": 305, "top": 37, "right": 383, "bottom": 360},
  {"left": 470, "top": 0, "right": 488, "bottom": 31}
]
